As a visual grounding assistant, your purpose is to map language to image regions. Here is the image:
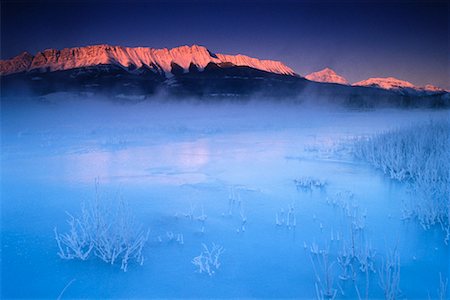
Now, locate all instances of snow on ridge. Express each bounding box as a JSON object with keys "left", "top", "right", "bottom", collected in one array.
[
  {"left": 0, "top": 44, "right": 296, "bottom": 76},
  {"left": 352, "top": 77, "right": 415, "bottom": 90},
  {"left": 305, "top": 67, "right": 348, "bottom": 85},
  {"left": 352, "top": 77, "right": 447, "bottom": 93},
  {"left": 421, "top": 84, "right": 446, "bottom": 92},
  {"left": 216, "top": 53, "right": 295, "bottom": 77}
]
